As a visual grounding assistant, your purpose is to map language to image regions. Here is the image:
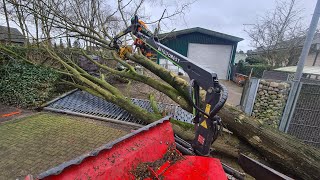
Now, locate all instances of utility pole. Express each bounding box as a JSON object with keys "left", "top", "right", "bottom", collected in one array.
[{"left": 280, "top": 0, "right": 320, "bottom": 132}]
